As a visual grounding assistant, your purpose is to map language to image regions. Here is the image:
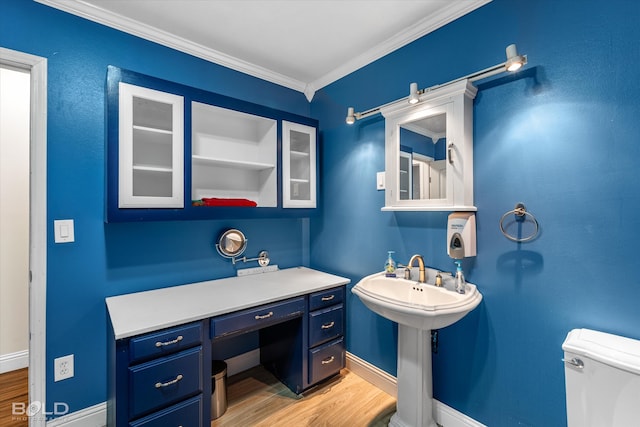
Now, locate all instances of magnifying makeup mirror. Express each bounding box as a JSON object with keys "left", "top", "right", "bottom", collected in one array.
[{"left": 215, "top": 229, "right": 270, "bottom": 266}]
